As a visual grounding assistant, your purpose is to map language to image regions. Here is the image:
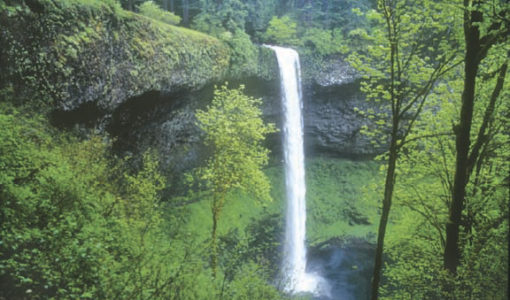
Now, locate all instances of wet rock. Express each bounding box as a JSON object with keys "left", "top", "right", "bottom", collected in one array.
[
  {"left": 311, "top": 58, "right": 360, "bottom": 87},
  {"left": 104, "top": 75, "right": 382, "bottom": 191},
  {"left": 303, "top": 81, "right": 383, "bottom": 158}
]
